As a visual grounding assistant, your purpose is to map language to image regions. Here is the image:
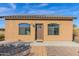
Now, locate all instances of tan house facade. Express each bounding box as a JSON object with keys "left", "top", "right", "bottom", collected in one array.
[{"left": 0, "top": 15, "right": 75, "bottom": 42}]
